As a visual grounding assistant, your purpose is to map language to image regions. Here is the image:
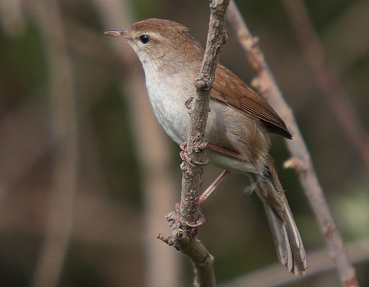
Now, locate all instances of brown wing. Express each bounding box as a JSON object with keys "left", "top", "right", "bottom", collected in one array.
[{"left": 211, "top": 64, "right": 292, "bottom": 139}]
